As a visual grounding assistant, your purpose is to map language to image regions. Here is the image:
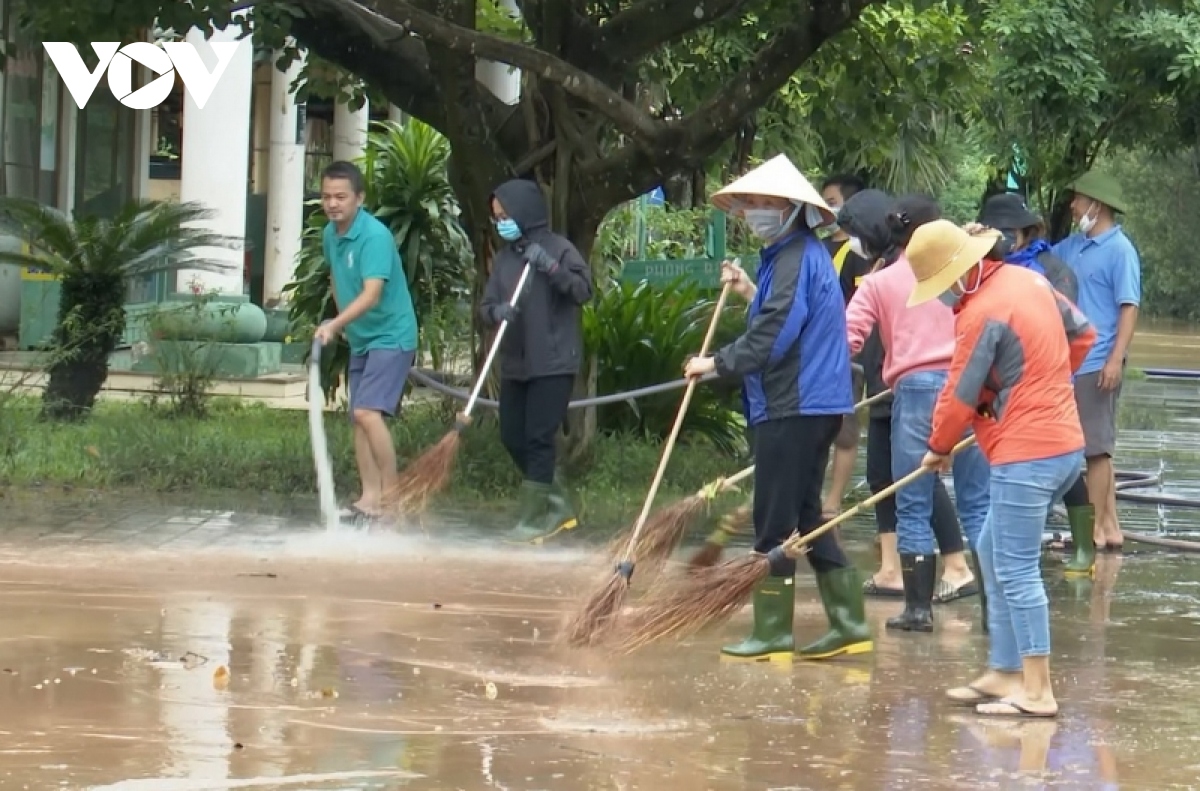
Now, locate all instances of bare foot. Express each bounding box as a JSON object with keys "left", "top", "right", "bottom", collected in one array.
[
  {"left": 865, "top": 572, "right": 903, "bottom": 592},
  {"left": 976, "top": 693, "right": 1058, "bottom": 719},
  {"left": 946, "top": 670, "right": 1023, "bottom": 705}
]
